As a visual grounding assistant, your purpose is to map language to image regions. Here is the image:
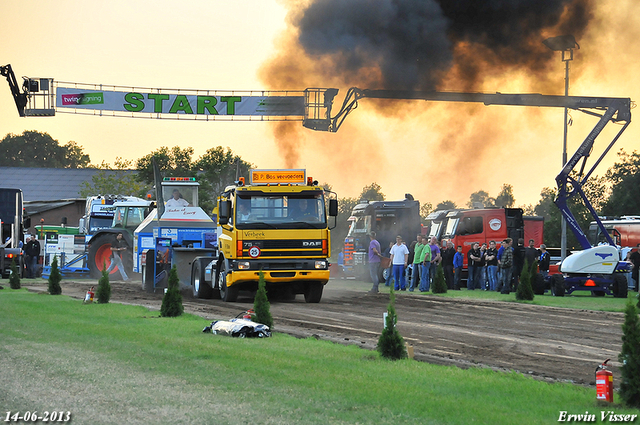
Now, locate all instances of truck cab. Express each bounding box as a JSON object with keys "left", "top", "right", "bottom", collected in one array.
[
  {"left": 198, "top": 169, "right": 337, "bottom": 303},
  {"left": 343, "top": 196, "right": 421, "bottom": 280}
]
